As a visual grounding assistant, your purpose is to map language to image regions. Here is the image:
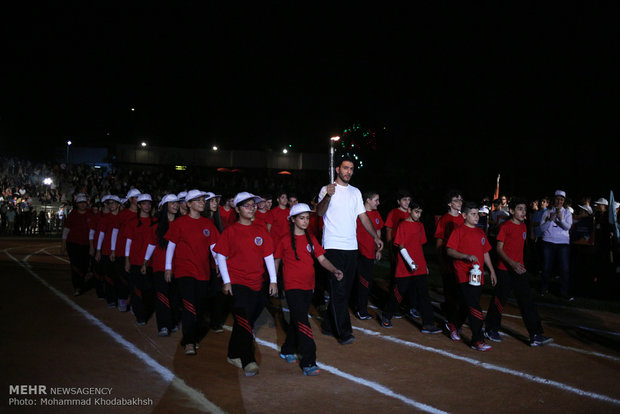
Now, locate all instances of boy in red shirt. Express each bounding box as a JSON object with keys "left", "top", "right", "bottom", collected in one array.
[
  {"left": 355, "top": 190, "right": 383, "bottom": 320},
  {"left": 434, "top": 190, "right": 465, "bottom": 339},
  {"left": 485, "top": 198, "right": 553, "bottom": 347},
  {"left": 378, "top": 200, "right": 441, "bottom": 333},
  {"left": 446, "top": 202, "right": 497, "bottom": 351},
  {"left": 215, "top": 192, "right": 278, "bottom": 377}
]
